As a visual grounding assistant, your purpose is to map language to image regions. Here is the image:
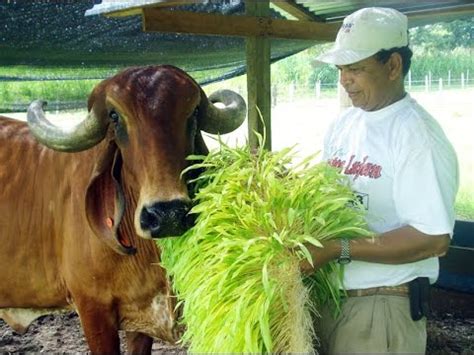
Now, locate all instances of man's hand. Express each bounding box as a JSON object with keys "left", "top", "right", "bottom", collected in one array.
[{"left": 299, "top": 240, "right": 340, "bottom": 275}]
